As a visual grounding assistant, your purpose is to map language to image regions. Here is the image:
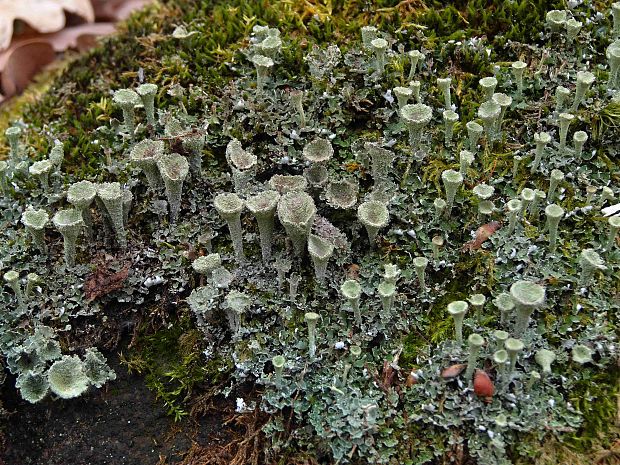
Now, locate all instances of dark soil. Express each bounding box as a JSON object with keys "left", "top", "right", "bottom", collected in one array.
[{"left": 0, "top": 352, "right": 234, "bottom": 465}]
